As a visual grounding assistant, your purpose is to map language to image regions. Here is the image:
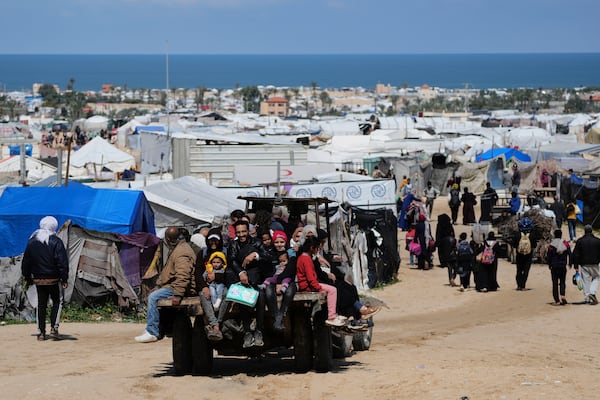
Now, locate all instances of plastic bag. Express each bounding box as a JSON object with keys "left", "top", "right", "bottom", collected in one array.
[{"left": 573, "top": 272, "right": 584, "bottom": 291}]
